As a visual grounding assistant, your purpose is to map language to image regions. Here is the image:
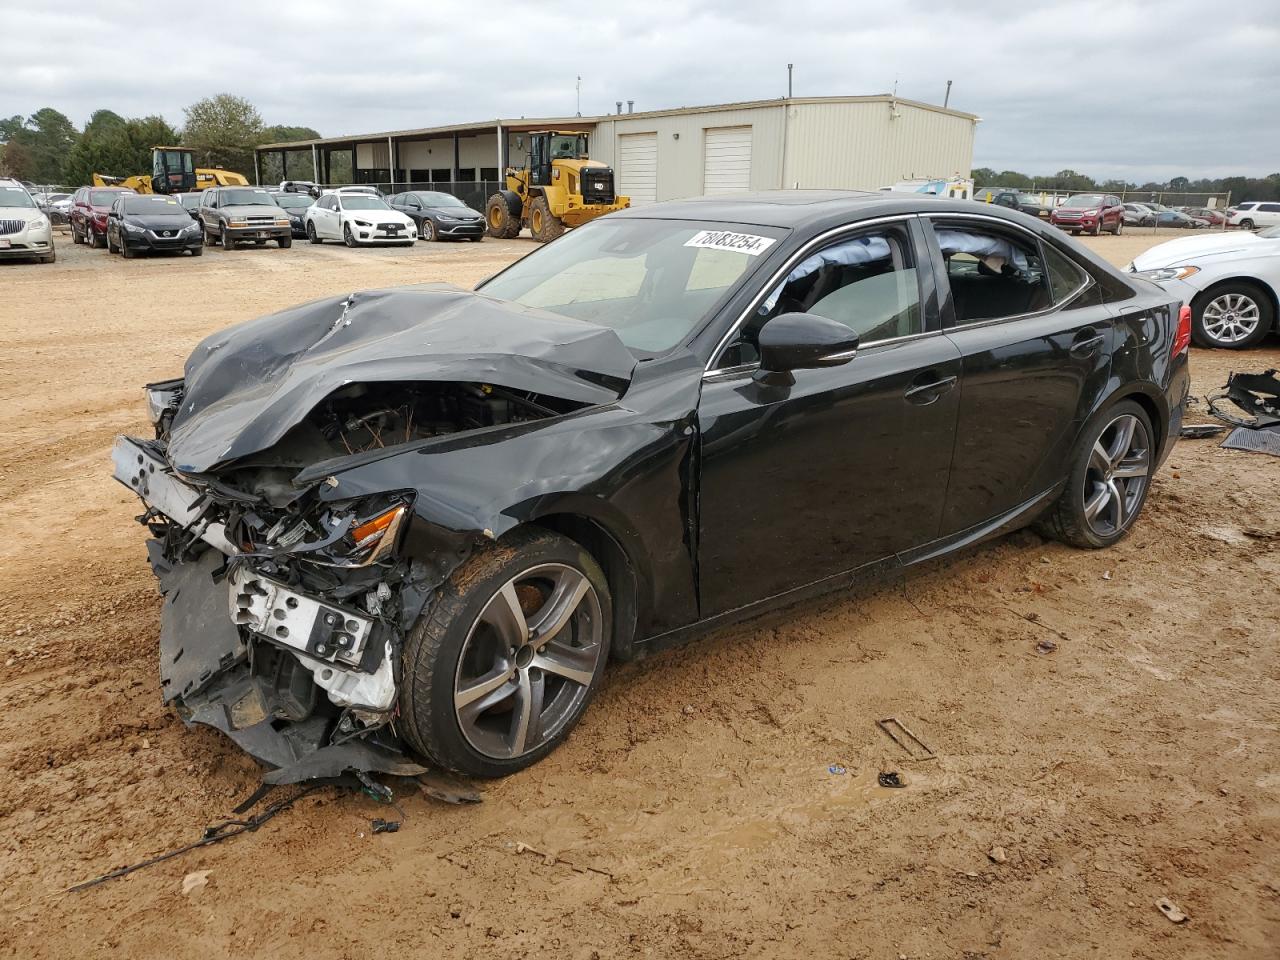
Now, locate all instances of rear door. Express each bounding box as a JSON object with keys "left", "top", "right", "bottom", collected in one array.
[{"left": 924, "top": 215, "right": 1115, "bottom": 535}]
